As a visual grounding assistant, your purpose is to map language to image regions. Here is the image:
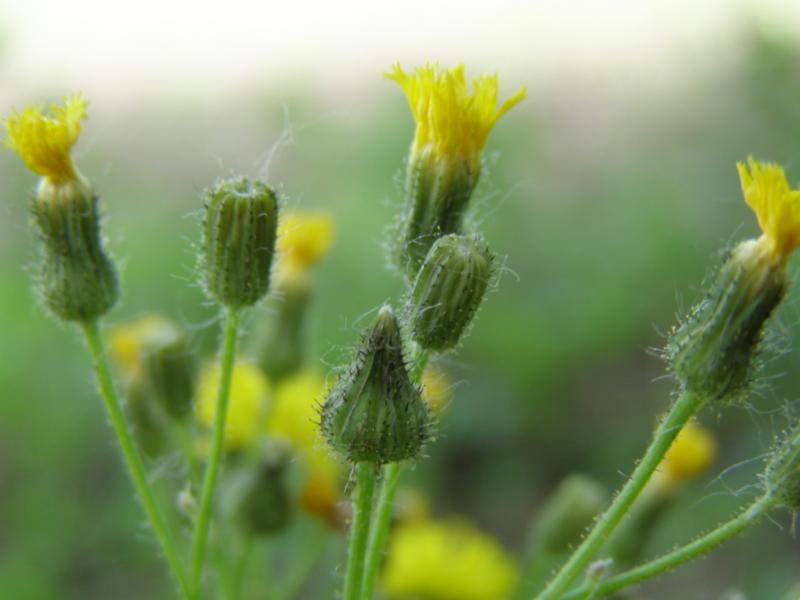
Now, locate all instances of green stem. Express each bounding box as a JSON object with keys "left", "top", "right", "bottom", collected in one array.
[
  {"left": 562, "top": 494, "right": 774, "bottom": 600},
  {"left": 80, "top": 320, "right": 190, "bottom": 598},
  {"left": 536, "top": 390, "right": 705, "bottom": 600},
  {"left": 360, "top": 346, "right": 430, "bottom": 599},
  {"left": 230, "top": 536, "right": 255, "bottom": 600},
  {"left": 190, "top": 308, "right": 241, "bottom": 597},
  {"left": 344, "top": 462, "right": 377, "bottom": 600}
]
